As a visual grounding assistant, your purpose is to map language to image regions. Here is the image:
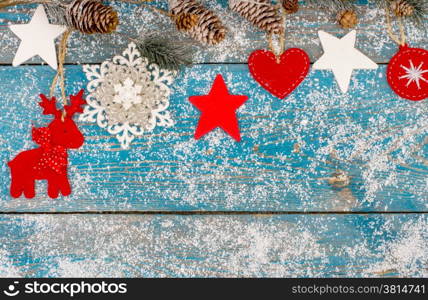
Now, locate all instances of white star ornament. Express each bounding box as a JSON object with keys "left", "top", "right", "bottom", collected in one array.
[
  {"left": 313, "top": 30, "right": 378, "bottom": 93},
  {"left": 9, "top": 5, "right": 66, "bottom": 70}
]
